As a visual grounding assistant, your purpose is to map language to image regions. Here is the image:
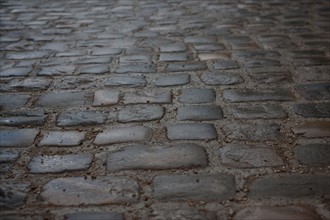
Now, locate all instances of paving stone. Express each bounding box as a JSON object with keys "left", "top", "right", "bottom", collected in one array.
[
  {"left": 57, "top": 111, "right": 106, "bottom": 126},
  {"left": 160, "top": 43, "right": 187, "bottom": 52},
  {"left": 177, "top": 105, "right": 223, "bottom": 121},
  {"left": 153, "top": 174, "right": 235, "bottom": 201},
  {"left": 292, "top": 121, "right": 330, "bottom": 138},
  {"left": 126, "top": 47, "right": 152, "bottom": 55},
  {"left": 94, "top": 126, "right": 151, "bottom": 145},
  {"left": 79, "top": 65, "right": 109, "bottom": 75},
  {"left": 234, "top": 206, "right": 322, "bottom": 220},
  {"left": 41, "top": 176, "right": 139, "bottom": 206},
  {"left": 226, "top": 123, "right": 283, "bottom": 141},
  {"left": 104, "top": 75, "right": 146, "bottom": 87},
  {"left": 249, "top": 174, "right": 330, "bottom": 199},
  {"left": 56, "top": 50, "right": 85, "bottom": 57},
  {"left": 92, "top": 90, "right": 120, "bottom": 106},
  {"left": 38, "top": 131, "right": 86, "bottom": 147},
  {"left": 117, "top": 105, "right": 164, "bottom": 122},
  {"left": 0, "top": 94, "right": 30, "bottom": 110},
  {"left": 166, "top": 123, "right": 217, "bottom": 140},
  {"left": 231, "top": 104, "right": 287, "bottom": 119},
  {"left": 179, "top": 88, "right": 215, "bottom": 103},
  {"left": 107, "top": 144, "right": 207, "bottom": 172},
  {"left": 223, "top": 88, "right": 294, "bottom": 102},
  {"left": 155, "top": 73, "right": 190, "bottom": 87},
  {"left": 294, "top": 103, "right": 330, "bottom": 118},
  {"left": 37, "top": 65, "right": 75, "bottom": 76},
  {"left": 219, "top": 144, "right": 284, "bottom": 168},
  {"left": 6, "top": 51, "right": 50, "bottom": 59},
  {"left": 2, "top": 215, "right": 50, "bottom": 220},
  {"left": 184, "top": 36, "right": 216, "bottom": 43},
  {"left": 296, "top": 83, "right": 330, "bottom": 100},
  {"left": 166, "top": 62, "right": 206, "bottom": 72},
  {"left": 244, "top": 59, "right": 281, "bottom": 68},
  {"left": 289, "top": 50, "right": 325, "bottom": 57},
  {"left": 0, "top": 183, "right": 30, "bottom": 209},
  {"left": 295, "top": 66, "right": 330, "bottom": 82},
  {"left": 38, "top": 92, "right": 86, "bottom": 108},
  {"left": 115, "top": 63, "right": 156, "bottom": 73},
  {"left": 64, "top": 212, "right": 123, "bottom": 220},
  {"left": 75, "top": 56, "right": 111, "bottom": 65},
  {"left": 0, "top": 67, "right": 32, "bottom": 77},
  {"left": 0, "top": 110, "right": 45, "bottom": 126},
  {"left": 0, "top": 164, "right": 12, "bottom": 173},
  {"left": 201, "top": 72, "right": 243, "bottom": 85},
  {"left": 294, "top": 144, "right": 330, "bottom": 166},
  {"left": 198, "top": 53, "right": 230, "bottom": 61},
  {"left": 3, "top": 78, "right": 51, "bottom": 91},
  {"left": 150, "top": 203, "right": 216, "bottom": 220},
  {"left": 54, "top": 76, "right": 95, "bottom": 90},
  {"left": 159, "top": 53, "right": 189, "bottom": 62},
  {"left": 250, "top": 71, "right": 292, "bottom": 84},
  {"left": 235, "top": 50, "right": 281, "bottom": 59},
  {"left": 0, "top": 149, "right": 19, "bottom": 162},
  {"left": 292, "top": 57, "right": 330, "bottom": 66},
  {"left": 213, "top": 60, "right": 240, "bottom": 70},
  {"left": 193, "top": 43, "right": 225, "bottom": 51},
  {"left": 120, "top": 55, "right": 151, "bottom": 63},
  {"left": 123, "top": 90, "right": 171, "bottom": 104},
  {"left": 0, "top": 129, "right": 38, "bottom": 147},
  {"left": 28, "top": 153, "right": 93, "bottom": 173},
  {"left": 92, "top": 47, "right": 122, "bottom": 56}
]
